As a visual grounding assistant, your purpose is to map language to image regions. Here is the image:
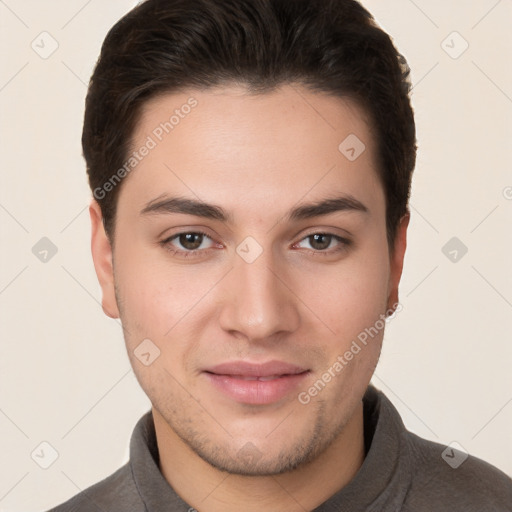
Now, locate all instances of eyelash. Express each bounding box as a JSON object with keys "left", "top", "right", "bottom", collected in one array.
[{"left": 159, "top": 231, "right": 352, "bottom": 258}]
